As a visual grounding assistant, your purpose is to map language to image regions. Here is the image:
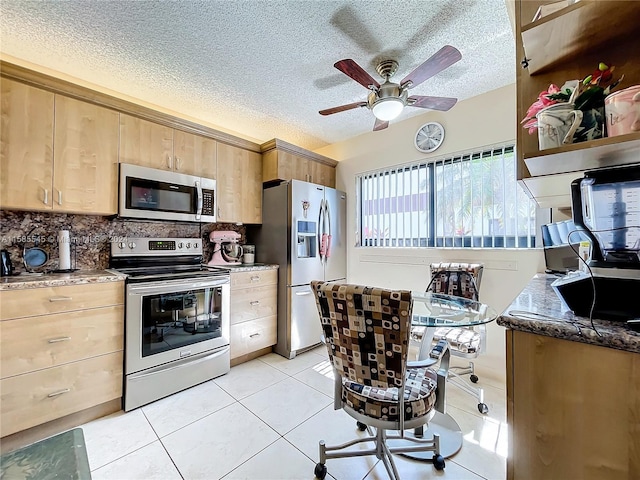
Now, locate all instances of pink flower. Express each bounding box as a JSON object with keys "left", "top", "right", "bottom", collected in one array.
[{"left": 521, "top": 84, "right": 566, "bottom": 134}]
